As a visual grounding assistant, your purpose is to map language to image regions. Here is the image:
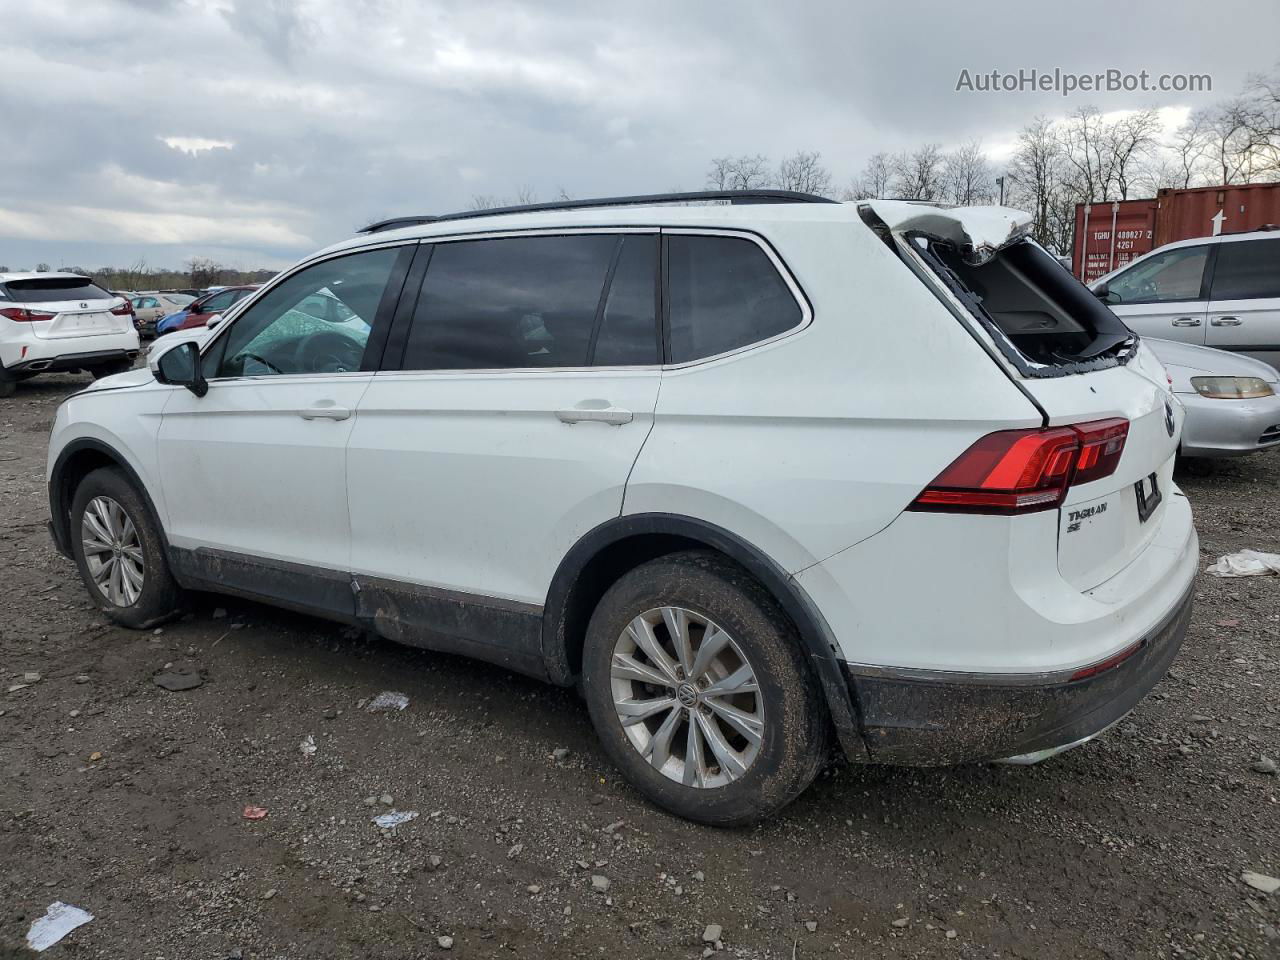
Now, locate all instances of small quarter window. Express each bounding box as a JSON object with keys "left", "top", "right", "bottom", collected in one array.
[{"left": 666, "top": 235, "right": 802, "bottom": 363}]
